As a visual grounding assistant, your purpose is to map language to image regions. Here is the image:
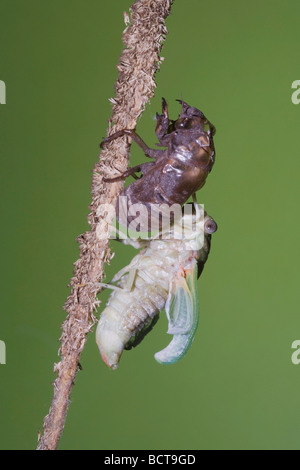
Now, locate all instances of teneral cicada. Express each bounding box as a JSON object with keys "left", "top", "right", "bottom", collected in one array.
[{"left": 96, "top": 204, "right": 217, "bottom": 369}]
